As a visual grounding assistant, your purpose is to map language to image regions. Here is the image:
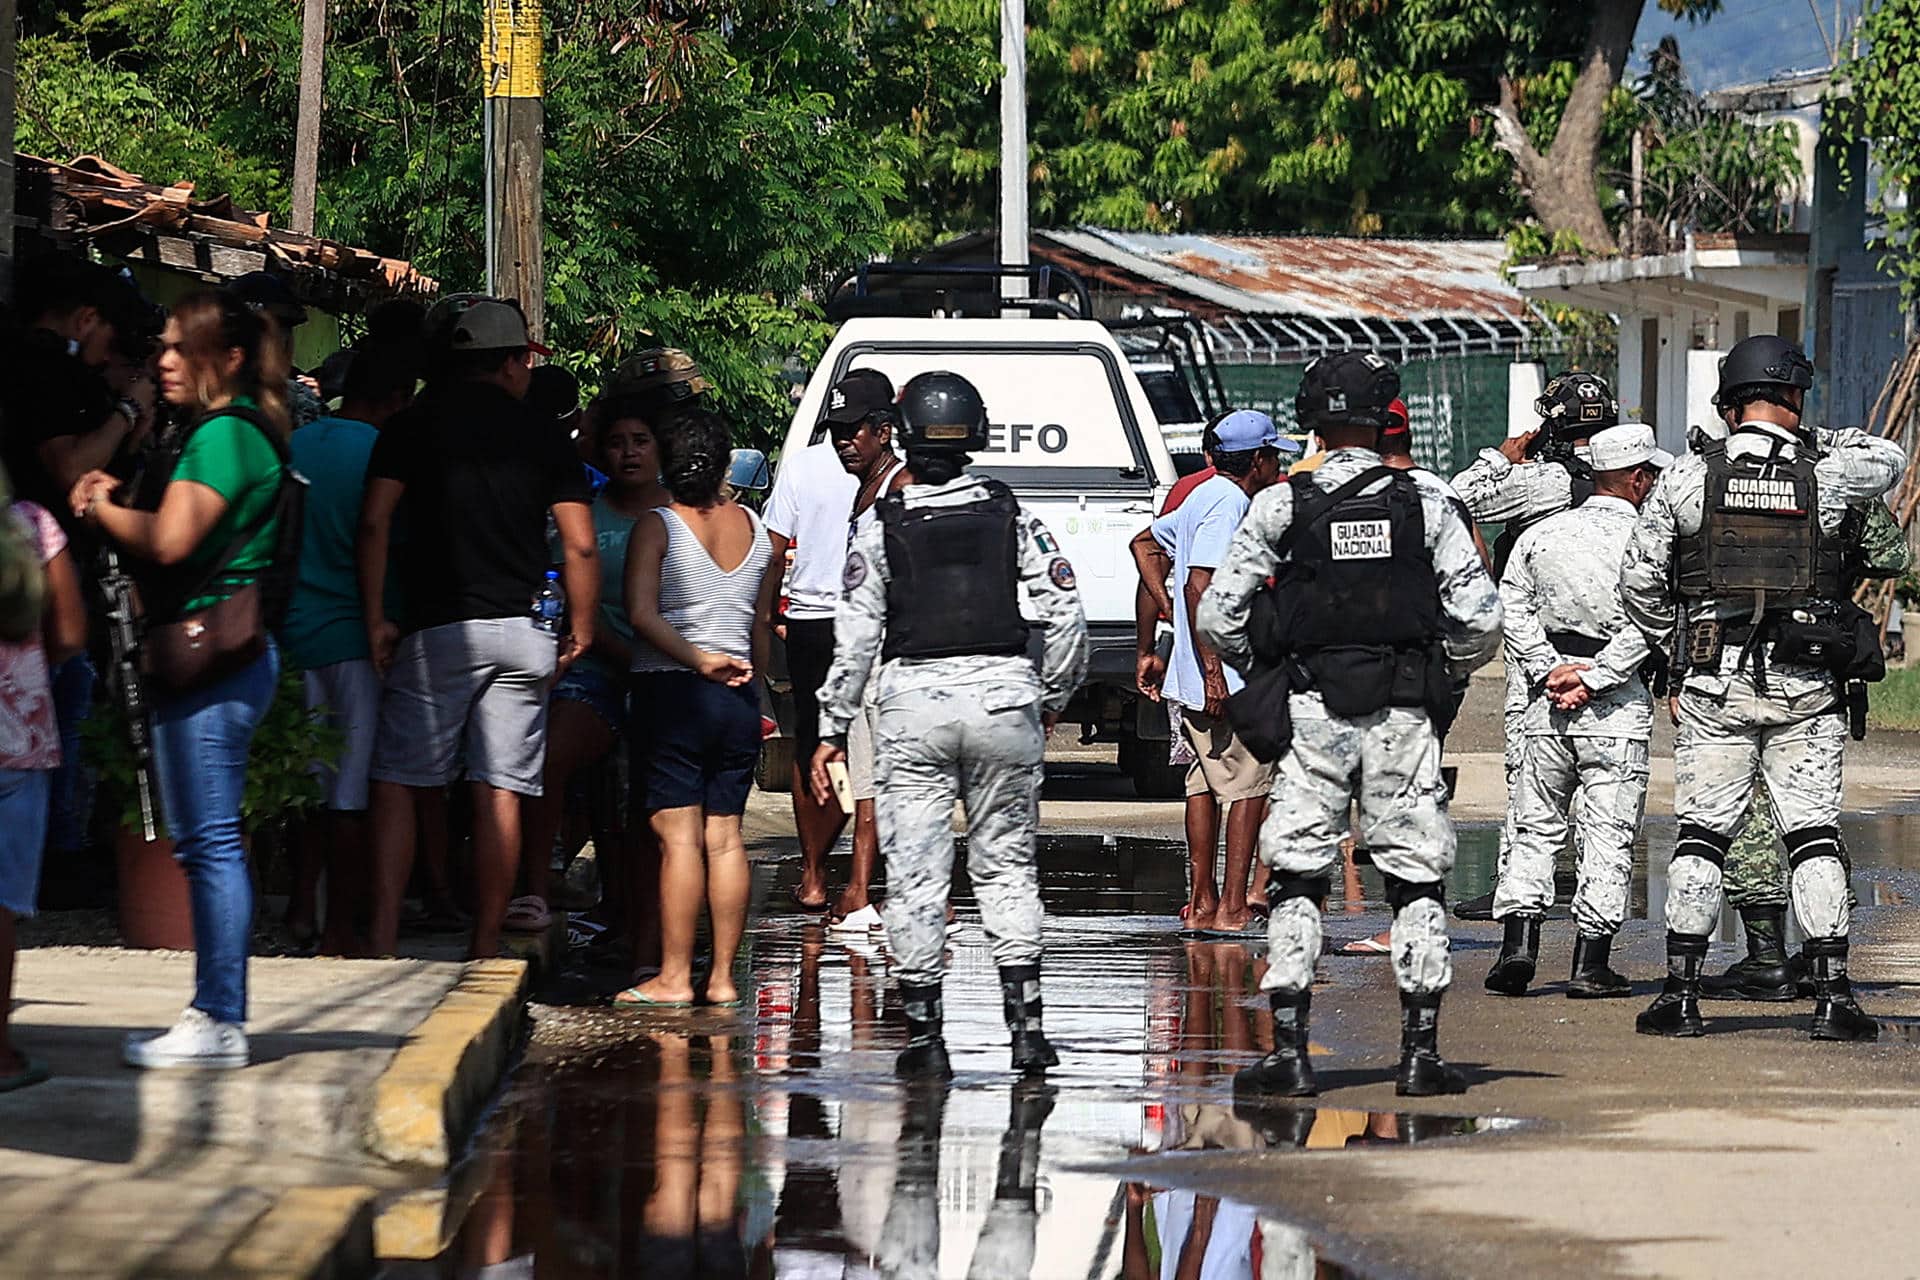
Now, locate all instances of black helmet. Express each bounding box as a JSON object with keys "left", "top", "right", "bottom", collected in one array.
[
  {"left": 898, "top": 371, "right": 988, "bottom": 452},
  {"left": 1713, "top": 335, "right": 1814, "bottom": 411},
  {"left": 1535, "top": 371, "right": 1619, "bottom": 436},
  {"left": 1294, "top": 351, "right": 1400, "bottom": 431}
]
